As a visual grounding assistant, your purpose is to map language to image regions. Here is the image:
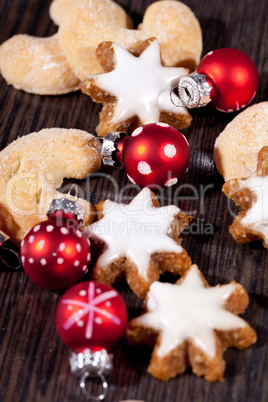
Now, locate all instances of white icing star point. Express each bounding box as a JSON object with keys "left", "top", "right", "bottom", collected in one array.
[
  {"left": 241, "top": 175, "right": 268, "bottom": 241},
  {"left": 135, "top": 264, "right": 247, "bottom": 358},
  {"left": 91, "top": 40, "right": 189, "bottom": 125}
]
